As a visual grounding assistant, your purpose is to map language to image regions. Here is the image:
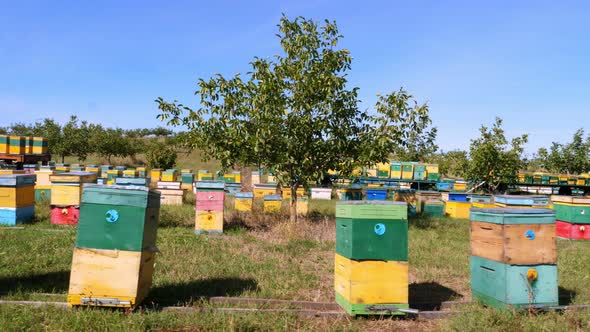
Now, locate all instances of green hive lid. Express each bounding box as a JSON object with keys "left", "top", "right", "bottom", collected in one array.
[
  {"left": 0, "top": 136, "right": 7, "bottom": 143},
  {"left": 470, "top": 208, "right": 555, "bottom": 225},
  {"left": 195, "top": 181, "right": 225, "bottom": 190},
  {"left": 336, "top": 201, "right": 407, "bottom": 220},
  {"left": 82, "top": 184, "right": 160, "bottom": 208}
]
